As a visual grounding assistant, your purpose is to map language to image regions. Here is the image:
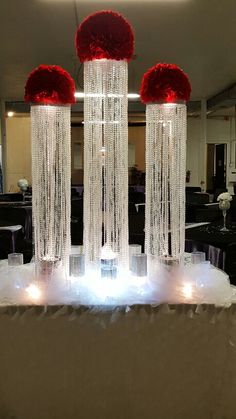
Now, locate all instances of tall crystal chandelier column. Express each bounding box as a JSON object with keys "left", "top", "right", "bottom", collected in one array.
[
  {"left": 83, "top": 59, "right": 128, "bottom": 267},
  {"left": 76, "top": 11, "right": 134, "bottom": 271},
  {"left": 25, "top": 65, "right": 76, "bottom": 276},
  {"left": 140, "top": 64, "right": 191, "bottom": 262}
]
